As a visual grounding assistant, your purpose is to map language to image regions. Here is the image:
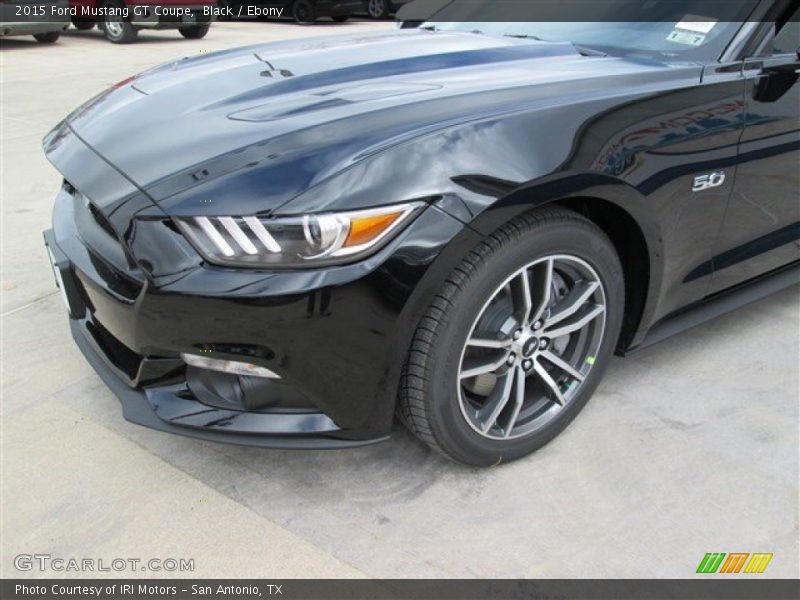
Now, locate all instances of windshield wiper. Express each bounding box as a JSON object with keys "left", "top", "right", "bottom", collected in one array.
[{"left": 504, "top": 34, "right": 607, "bottom": 57}]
